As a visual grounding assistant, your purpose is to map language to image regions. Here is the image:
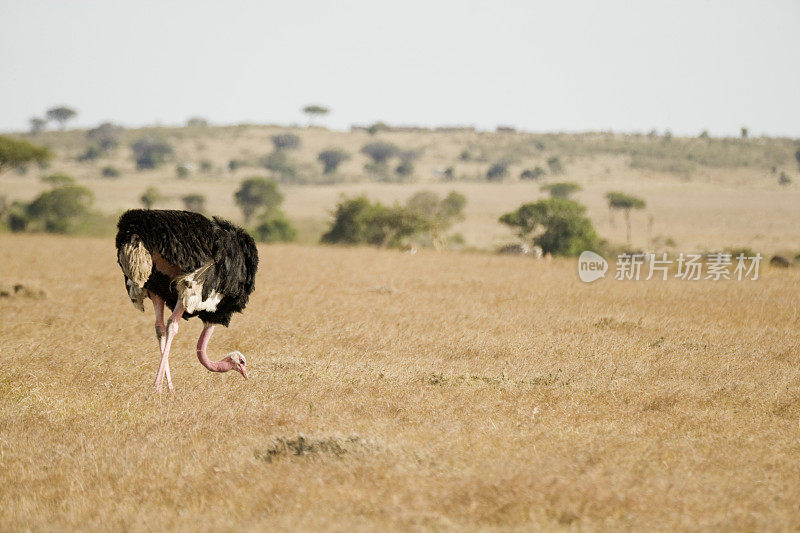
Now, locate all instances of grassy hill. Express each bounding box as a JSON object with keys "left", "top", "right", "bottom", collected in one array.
[{"left": 2, "top": 124, "right": 799, "bottom": 253}]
